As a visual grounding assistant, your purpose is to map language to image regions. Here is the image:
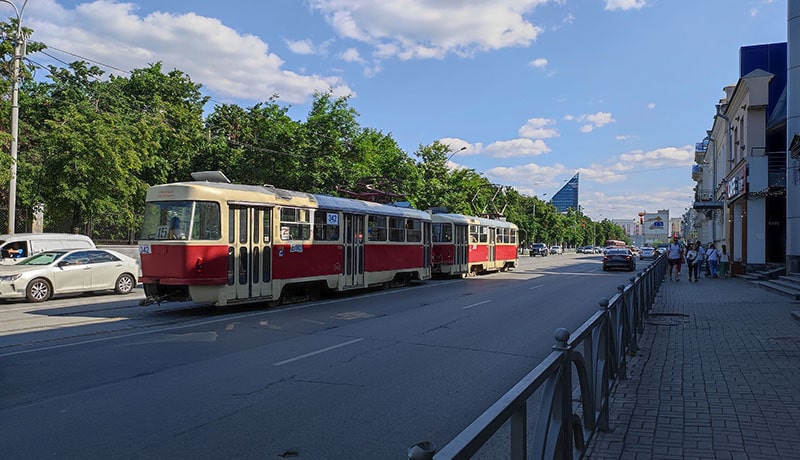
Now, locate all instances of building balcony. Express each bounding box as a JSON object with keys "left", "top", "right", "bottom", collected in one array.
[
  {"left": 693, "top": 188, "right": 723, "bottom": 209},
  {"left": 692, "top": 164, "right": 703, "bottom": 181},
  {"left": 695, "top": 141, "right": 708, "bottom": 163}
]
